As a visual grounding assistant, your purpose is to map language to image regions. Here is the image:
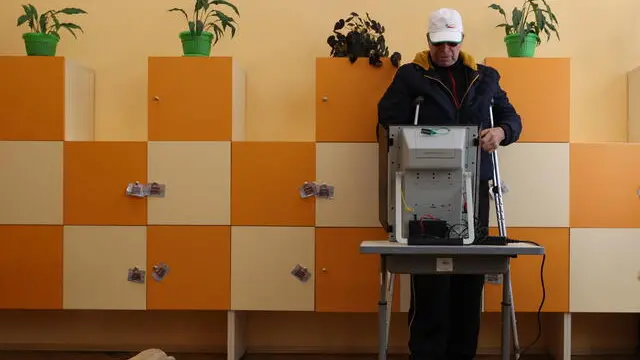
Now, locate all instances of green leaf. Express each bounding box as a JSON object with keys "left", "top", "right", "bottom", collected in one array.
[
  {"left": 489, "top": 3, "right": 506, "bottom": 16},
  {"left": 212, "top": 23, "right": 223, "bottom": 45},
  {"left": 56, "top": 8, "right": 87, "bottom": 15},
  {"left": 195, "top": 0, "right": 207, "bottom": 12},
  {"left": 169, "top": 8, "right": 189, "bottom": 19},
  {"left": 17, "top": 14, "right": 29, "bottom": 26},
  {"left": 27, "top": 4, "right": 38, "bottom": 31},
  {"left": 39, "top": 13, "right": 48, "bottom": 34},
  {"left": 20, "top": 4, "right": 35, "bottom": 31},
  {"left": 51, "top": 14, "right": 60, "bottom": 33},
  {"left": 227, "top": 22, "right": 236, "bottom": 37},
  {"left": 29, "top": 4, "right": 38, "bottom": 23},
  {"left": 58, "top": 23, "right": 78, "bottom": 38},
  {"left": 196, "top": 20, "right": 204, "bottom": 34},
  {"left": 210, "top": 0, "right": 239, "bottom": 16},
  {"left": 534, "top": 9, "right": 544, "bottom": 32},
  {"left": 545, "top": 21, "right": 560, "bottom": 40},
  {"left": 540, "top": 0, "right": 558, "bottom": 23},
  {"left": 543, "top": 25, "right": 551, "bottom": 41},
  {"left": 511, "top": 7, "right": 522, "bottom": 29}
]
